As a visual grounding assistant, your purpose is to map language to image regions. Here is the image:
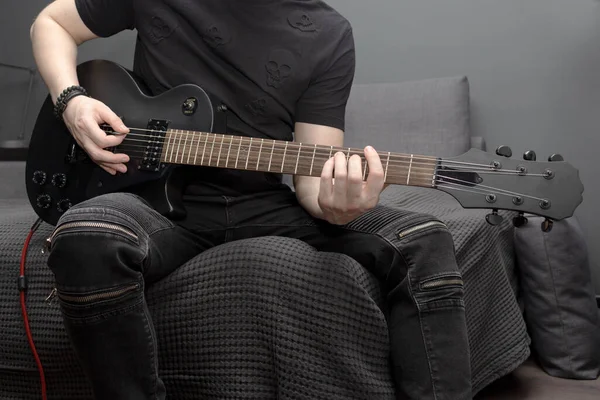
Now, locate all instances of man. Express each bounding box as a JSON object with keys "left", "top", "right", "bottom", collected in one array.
[{"left": 30, "top": 0, "right": 472, "bottom": 399}]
